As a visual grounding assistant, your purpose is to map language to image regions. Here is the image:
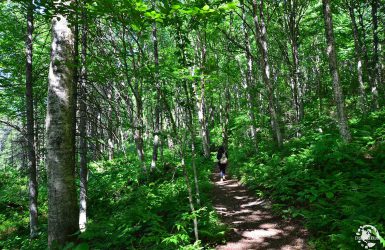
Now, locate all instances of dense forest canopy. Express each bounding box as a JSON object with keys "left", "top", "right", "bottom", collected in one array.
[{"left": 0, "top": 0, "right": 384, "bottom": 249}]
